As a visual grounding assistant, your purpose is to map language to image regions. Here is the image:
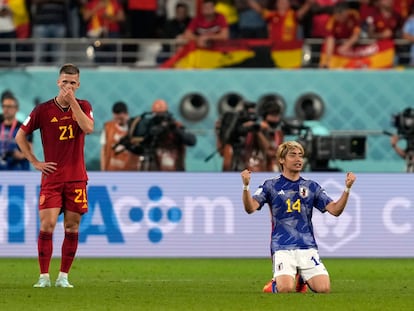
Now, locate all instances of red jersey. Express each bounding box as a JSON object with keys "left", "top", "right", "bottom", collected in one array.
[
  {"left": 20, "top": 98, "right": 93, "bottom": 185},
  {"left": 372, "top": 8, "right": 403, "bottom": 37},
  {"left": 187, "top": 13, "right": 228, "bottom": 36},
  {"left": 394, "top": 0, "right": 413, "bottom": 20},
  {"left": 326, "top": 9, "right": 361, "bottom": 39},
  {"left": 85, "top": 0, "right": 124, "bottom": 33},
  {"left": 312, "top": 0, "right": 343, "bottom": 38},
  {"left": 263, "top": 9, "right": 298, "bottom": 42},
  {"left": 127, "top": 0, "right": 157, "bottom": 10}
]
